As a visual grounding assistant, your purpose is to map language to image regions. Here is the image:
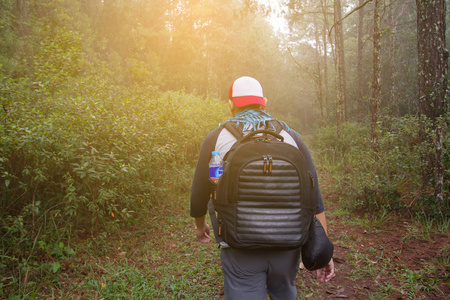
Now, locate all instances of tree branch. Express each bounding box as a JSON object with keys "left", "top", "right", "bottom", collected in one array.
[
  {"left": 287, "top": 47, "right": 319, "bottom": 85},
  {"left": 328, "top": 0, "right": 373, "bottom": 38}
]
